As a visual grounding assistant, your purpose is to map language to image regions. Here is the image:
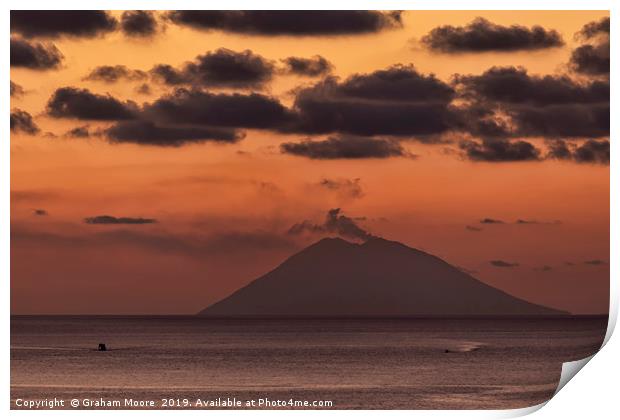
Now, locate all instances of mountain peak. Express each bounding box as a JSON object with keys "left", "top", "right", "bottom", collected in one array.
[
  {"left": 199, "top": 236, "right": 567, "bottom": 317},
  {"left": 315, "top": 236, "right": 354, "bottom": 246},
  {"left": 313, "top": 235, "right": 404, "bottom": 249},
  {"left": 305, "top": 236, "right": 357, "bottom": 252}
]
